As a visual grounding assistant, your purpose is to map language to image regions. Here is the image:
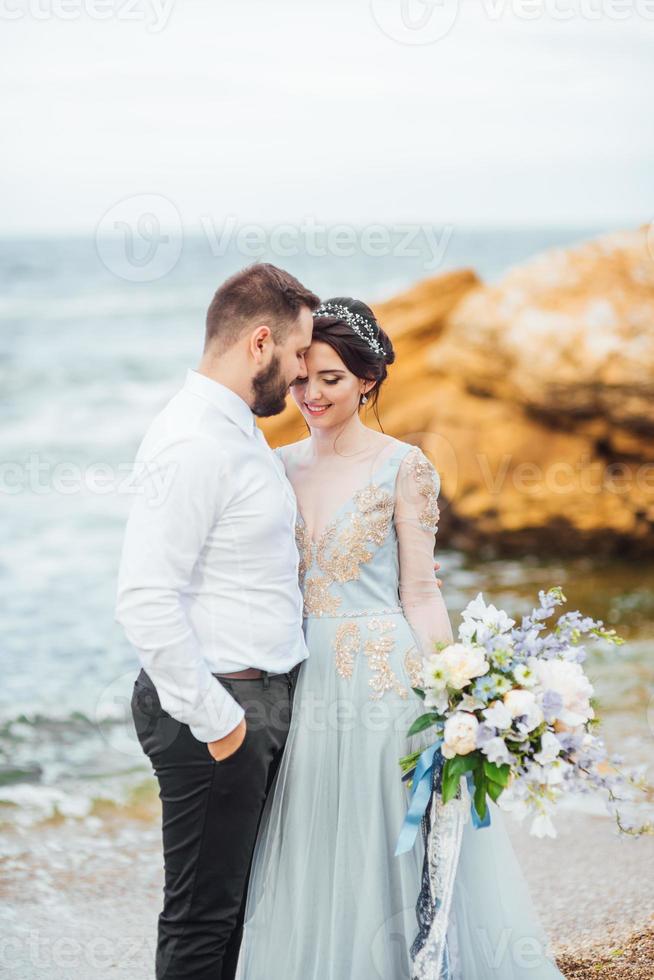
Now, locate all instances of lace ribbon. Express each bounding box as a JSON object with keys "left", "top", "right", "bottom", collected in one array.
[{"left": 408, "top": 753, "right": 467, "bottom": 980}]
